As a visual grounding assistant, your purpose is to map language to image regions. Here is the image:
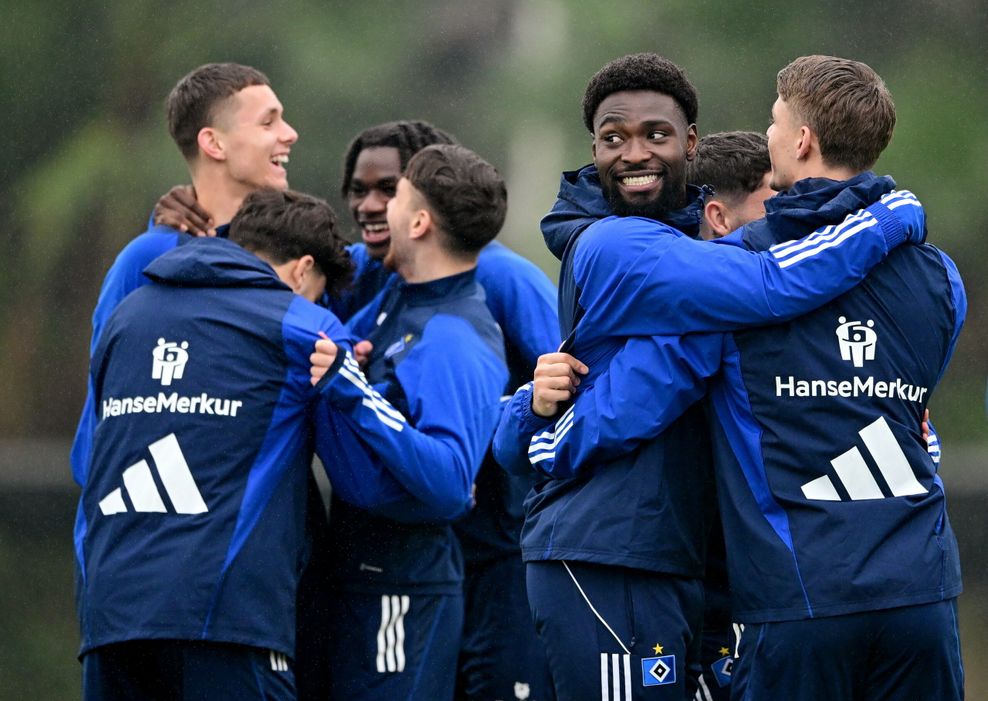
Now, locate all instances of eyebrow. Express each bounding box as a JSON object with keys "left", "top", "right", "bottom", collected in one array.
[
  {"left": 597, "top": 116, "right": 678, "bottom": 130},
  {"left": 350, "top": 176, "right": 399, "bottom": 187}
]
